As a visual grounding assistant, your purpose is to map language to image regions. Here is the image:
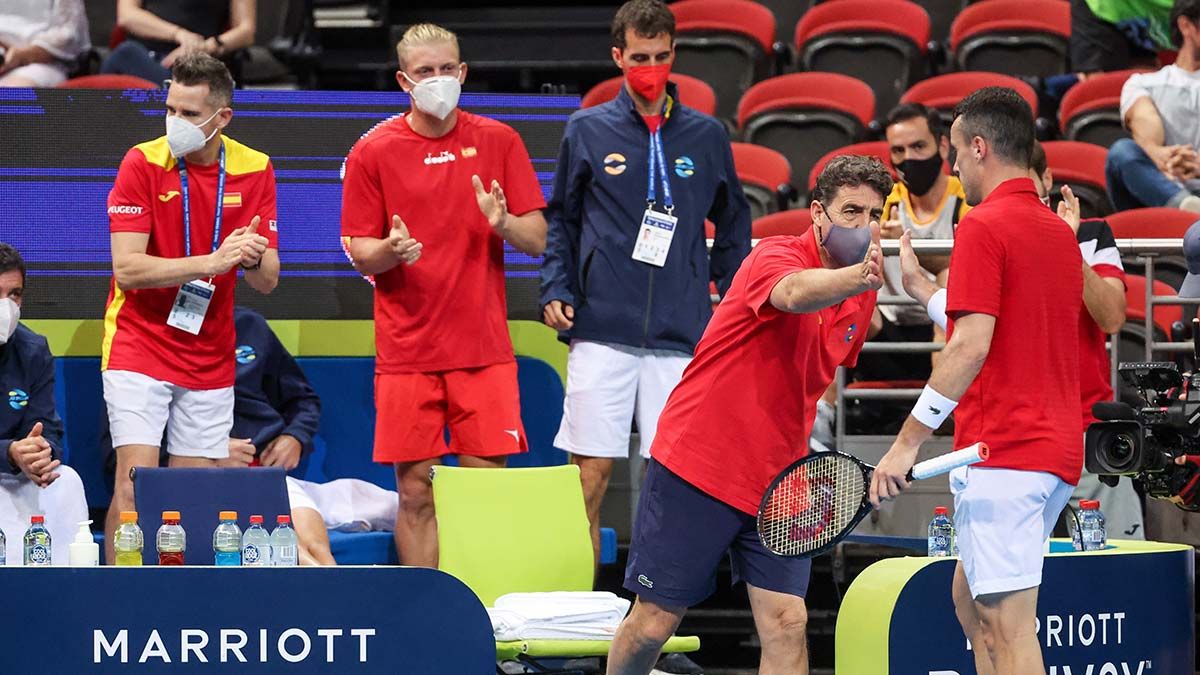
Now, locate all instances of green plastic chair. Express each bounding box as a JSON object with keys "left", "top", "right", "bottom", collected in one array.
[{"left": 432, "top": 465, "right": 700, "bottom": 663}]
